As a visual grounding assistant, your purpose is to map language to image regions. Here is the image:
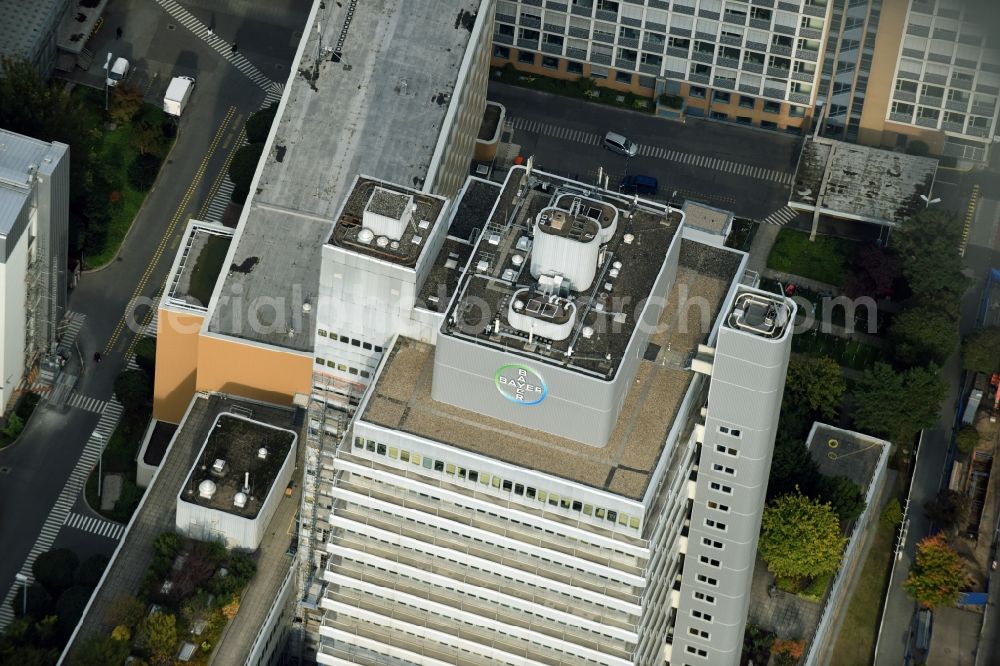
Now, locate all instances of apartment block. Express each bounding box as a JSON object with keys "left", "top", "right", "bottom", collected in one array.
[
  {"left": 858, "top": 0, "right": 1000, "bottom": 162},
  {"left": 491, "top": 0, "right": 833, "bottom": 131},
  {"left": 310, "top": 164, "right": 795, "bottom": 665},
  {"left": 0, "top": 129, "right": 68, "bottom": 411}
]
